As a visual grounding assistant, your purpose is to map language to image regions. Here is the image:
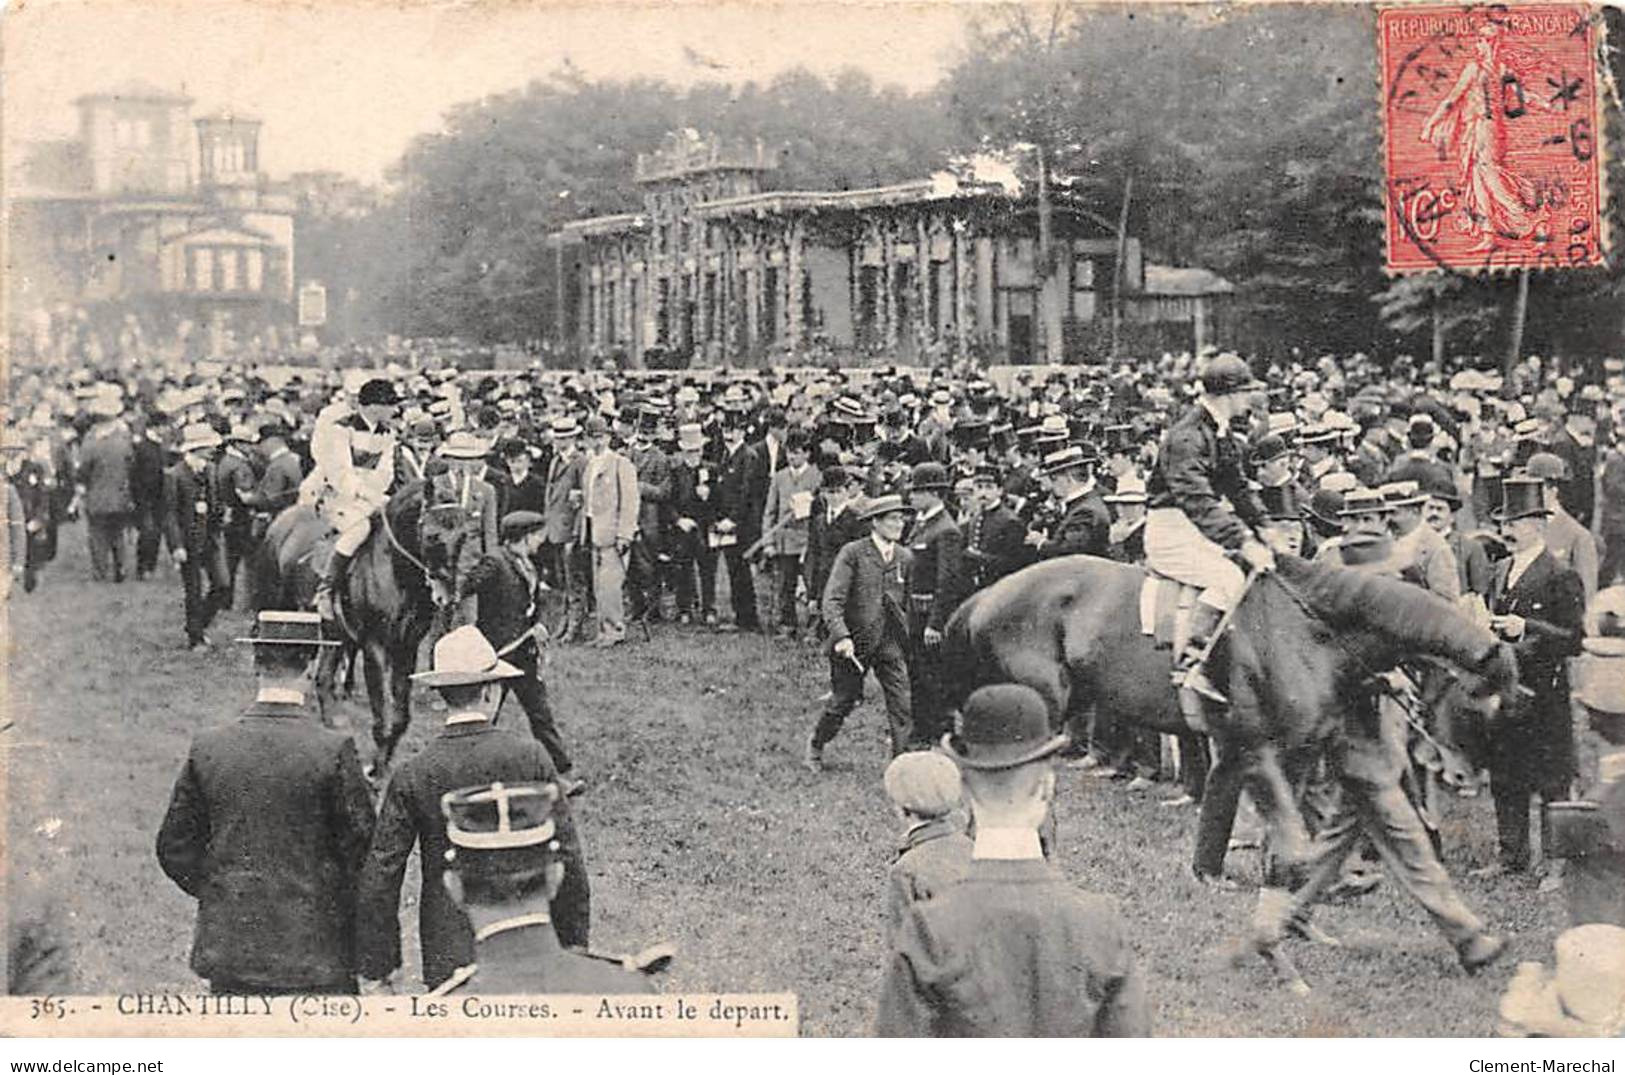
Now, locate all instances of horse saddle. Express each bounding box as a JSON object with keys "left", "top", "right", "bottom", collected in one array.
[{"left": 1138, "top": 570, "right": 1200, "bottom": 654}]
